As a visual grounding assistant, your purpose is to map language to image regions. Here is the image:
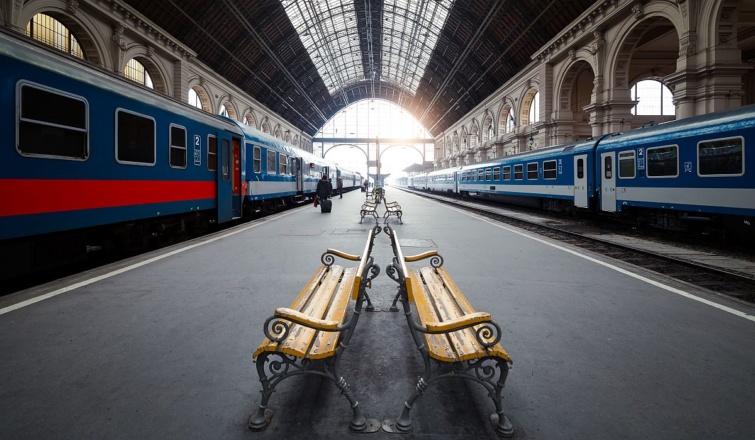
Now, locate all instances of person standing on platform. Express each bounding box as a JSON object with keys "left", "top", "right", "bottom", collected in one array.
[
  {"left": 315, "top": 175, "right": 330, "bottom": 207},
  {"left": 337, "top": 177, "right": 343, "bottom": 199}
]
